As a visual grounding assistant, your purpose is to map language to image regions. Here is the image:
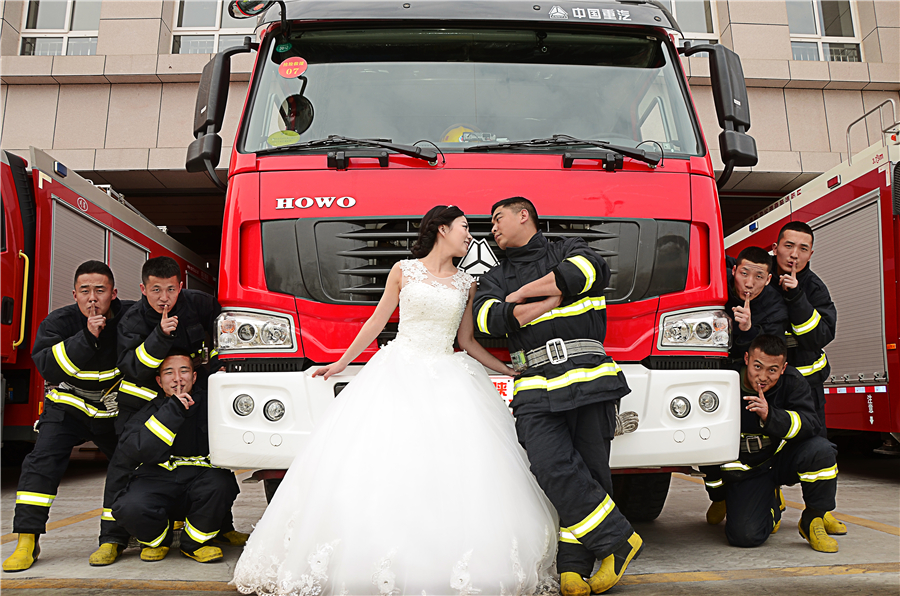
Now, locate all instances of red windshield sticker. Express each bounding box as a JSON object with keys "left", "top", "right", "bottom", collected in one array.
[{"left": 278, "top": 57, "right": 308, "bottom": 78}]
